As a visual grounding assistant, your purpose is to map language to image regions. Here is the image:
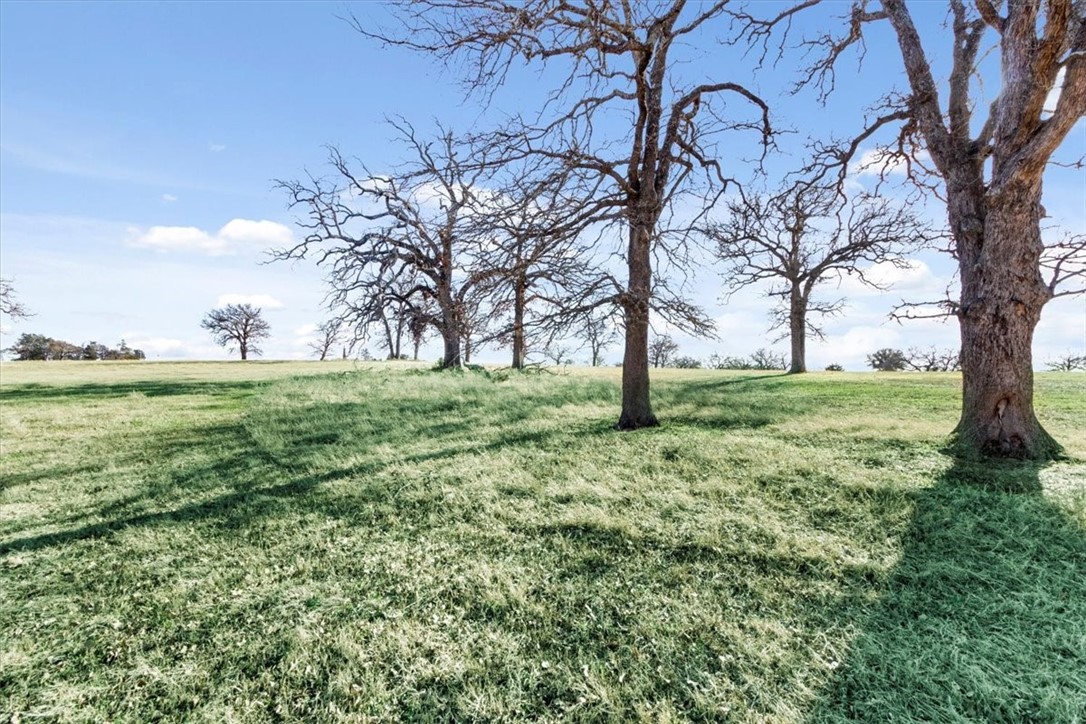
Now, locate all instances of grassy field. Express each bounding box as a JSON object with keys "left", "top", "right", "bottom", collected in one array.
[{"left": 1, "top": 361, "right": 1084, "bottom": 722}]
